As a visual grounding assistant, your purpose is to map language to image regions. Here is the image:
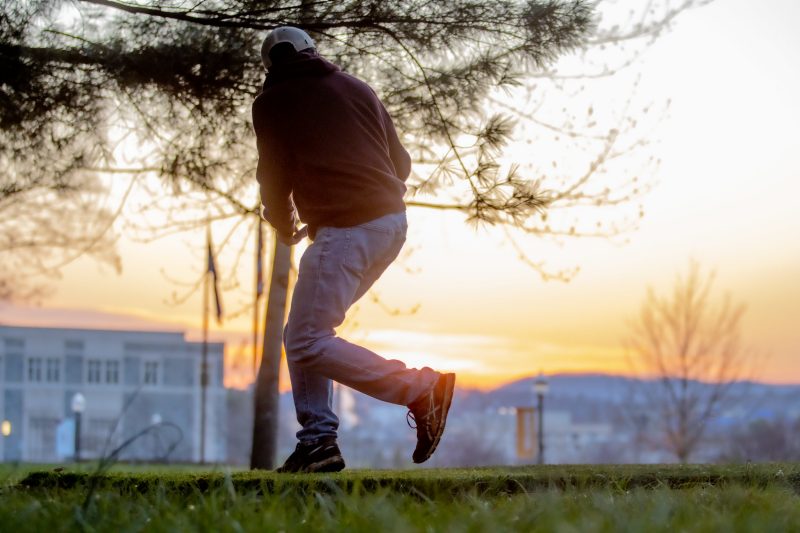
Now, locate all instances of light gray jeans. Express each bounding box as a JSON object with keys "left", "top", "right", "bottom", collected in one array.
[{"left": 284, "top": 211, "right": 439, "bottom": 443}]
